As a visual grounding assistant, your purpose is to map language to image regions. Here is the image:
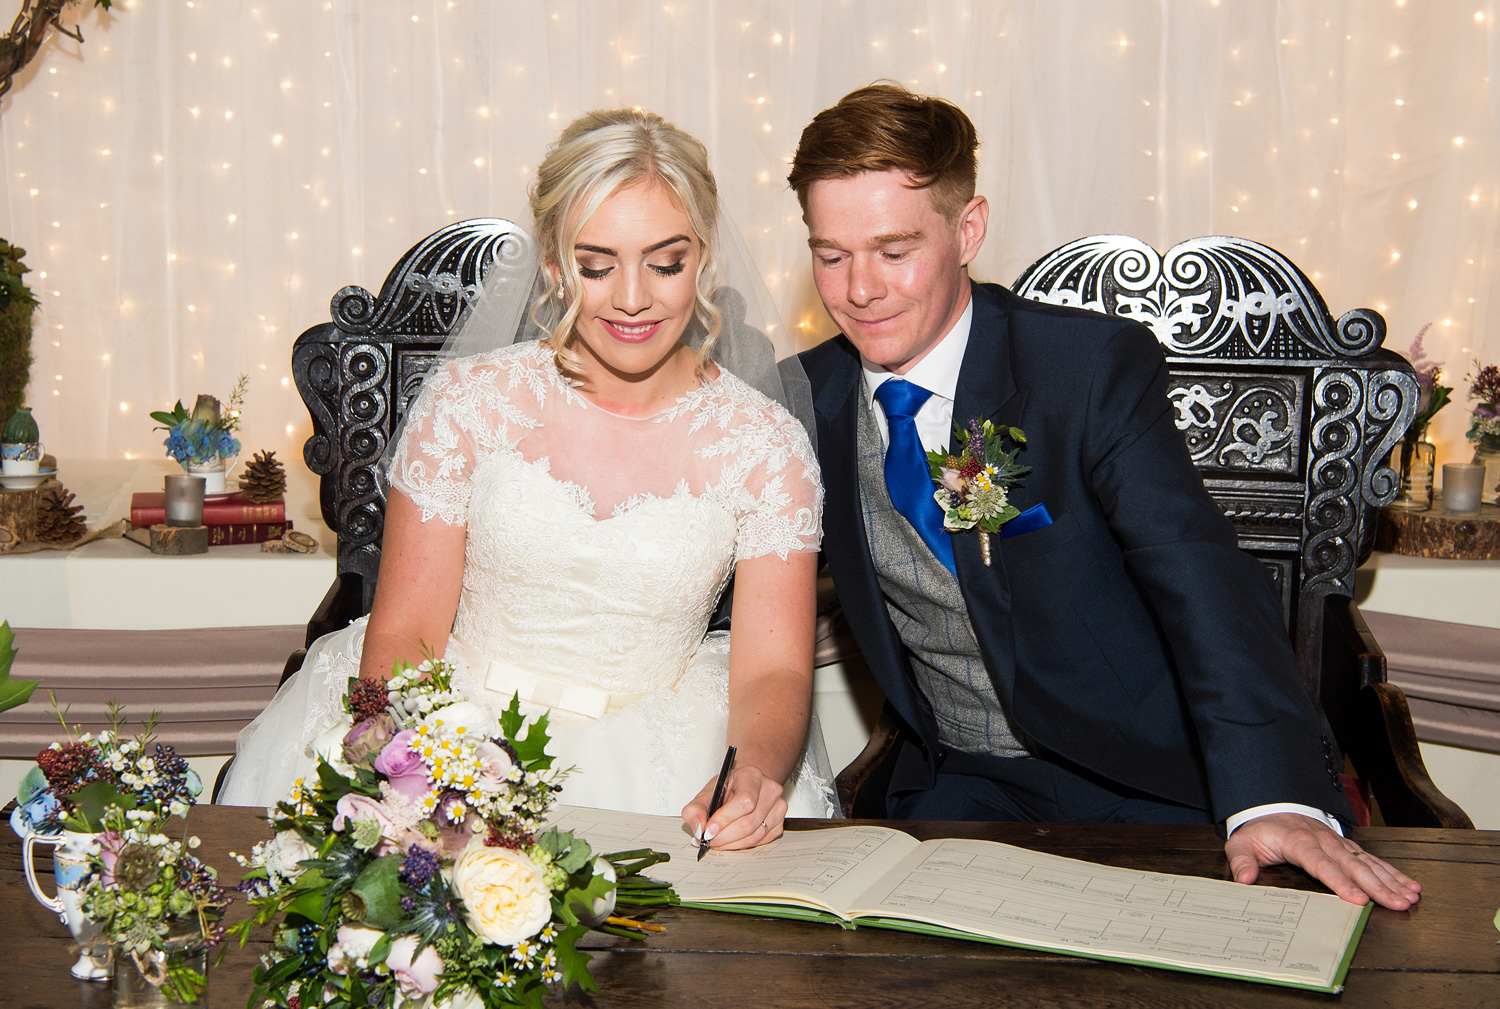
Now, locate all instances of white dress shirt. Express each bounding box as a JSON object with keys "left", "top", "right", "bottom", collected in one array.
[{"left": 858, "top": 295, "right": 1341, "bottom": 837}]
